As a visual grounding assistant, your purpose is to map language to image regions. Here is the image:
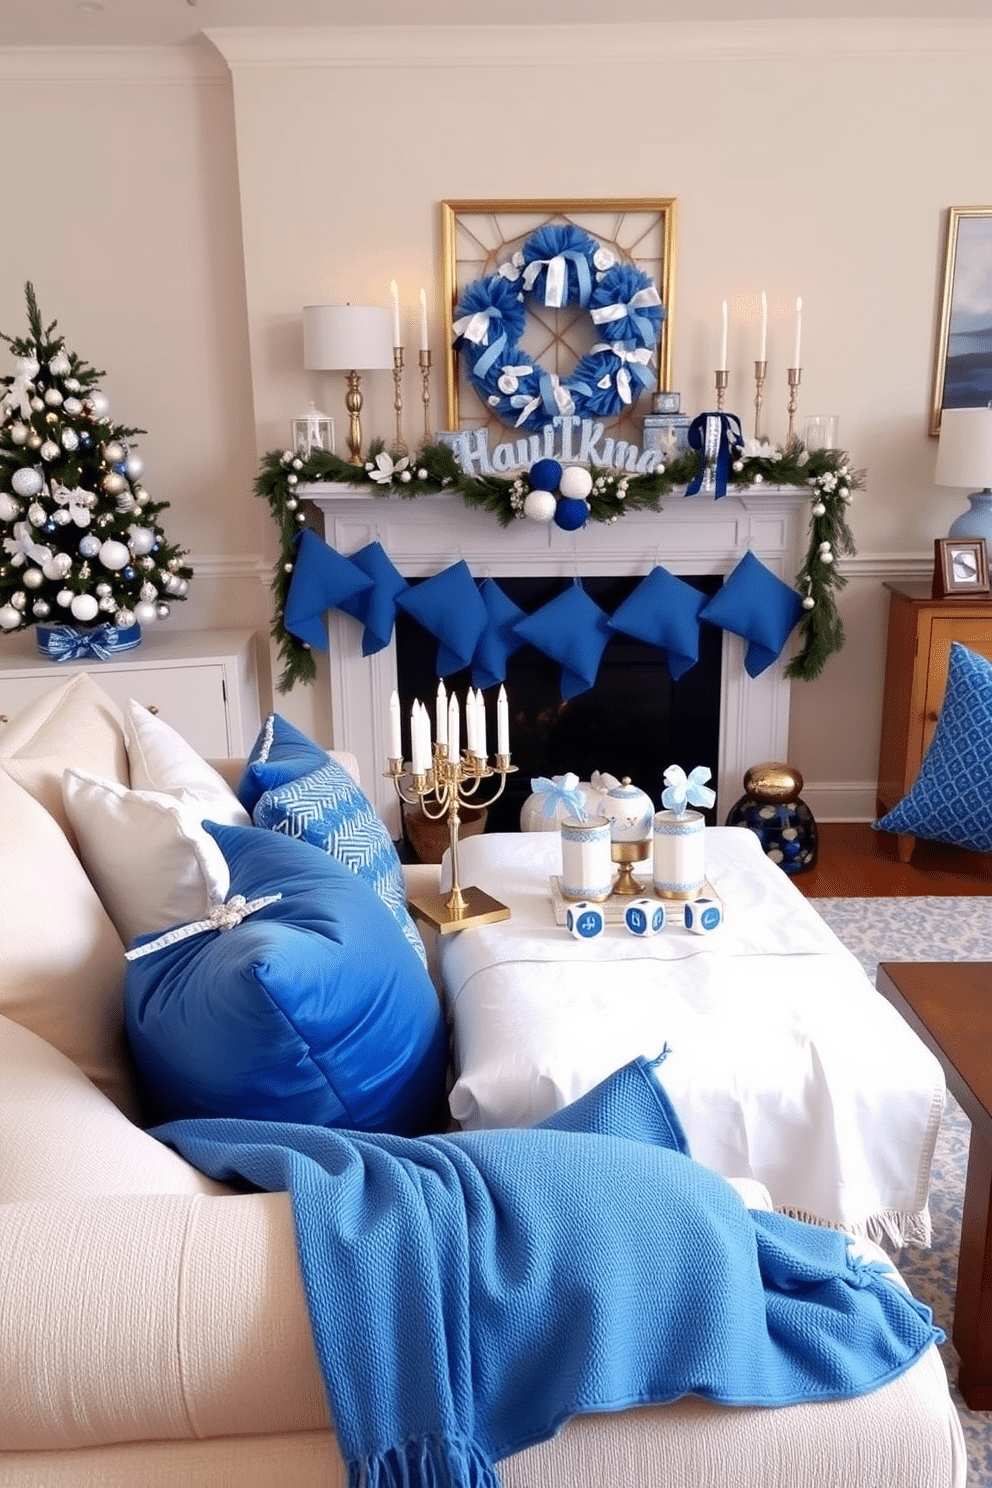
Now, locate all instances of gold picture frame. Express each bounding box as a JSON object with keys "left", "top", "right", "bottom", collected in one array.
[
  {"left": 930, "top": 206, "right": 992, "bottom": 436},
  {"left": 441, "top": 197, "right": 676, "bottom": 441},
  {"left": 932, "top": 536, "right": 990, "bottom": 597}
]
